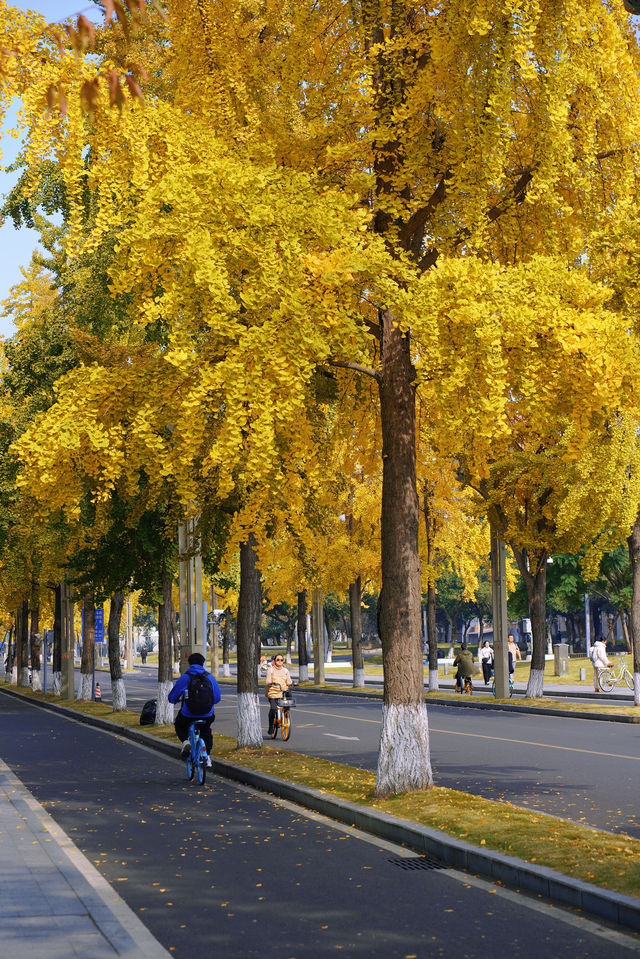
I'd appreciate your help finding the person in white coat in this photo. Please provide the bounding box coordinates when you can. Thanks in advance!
[590,637,611,692]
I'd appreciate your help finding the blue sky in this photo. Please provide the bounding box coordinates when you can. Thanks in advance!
[0,2,103,338]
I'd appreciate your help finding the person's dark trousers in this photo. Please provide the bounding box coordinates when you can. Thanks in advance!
[482,661,492,684]
[175,710,214,753]
[268,699,279,732]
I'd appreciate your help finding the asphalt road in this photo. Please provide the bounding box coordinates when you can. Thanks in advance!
[1,691,638,959]
[86,668,640,839]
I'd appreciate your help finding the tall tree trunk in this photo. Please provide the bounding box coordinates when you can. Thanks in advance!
[285,622,293,664]
[426,583,438,691]
[171,605,180,667]
[627,515,640,705]
[53,585,62,694]
[236,533,262,748]
[18,599,29,687]
[222,607,231,677]
[108,591,126,710]
[4,625,13,681]
[30,583,42,692]
[156,573,174,723]
[79,589,95,700]
[297,591,309,682]
[7,621,15,684]
[566,613,575,650]
[511,546,547,697]
[349,576,364,687]
[376,318,432,796]
[621,609,632,652]
[575,609,585,652]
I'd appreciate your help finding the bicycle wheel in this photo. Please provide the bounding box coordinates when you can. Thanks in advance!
[186,755,195,781]
[623,667,634,690]
[281,710,291,741]
[598,668,614,693]
[197,739,207,785]
[491,680,496,697]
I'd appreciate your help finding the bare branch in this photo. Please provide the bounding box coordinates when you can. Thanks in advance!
[326,358,381,382]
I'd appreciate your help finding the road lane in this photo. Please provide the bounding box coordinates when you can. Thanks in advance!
[1,691,637,959]
[67,669,640,837]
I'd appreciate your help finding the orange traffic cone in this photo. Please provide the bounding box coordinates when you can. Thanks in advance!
[95,683,101,701]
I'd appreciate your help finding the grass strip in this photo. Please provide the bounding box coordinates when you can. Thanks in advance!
[8,687,640,900]
[310,681,640,718]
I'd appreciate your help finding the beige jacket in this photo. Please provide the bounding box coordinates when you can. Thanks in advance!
[265,664,292,699]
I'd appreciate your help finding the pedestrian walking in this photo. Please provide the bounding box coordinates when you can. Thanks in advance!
[478,640,494,684]
[590,636,610,692]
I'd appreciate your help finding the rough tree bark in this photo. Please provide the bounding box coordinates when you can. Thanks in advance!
[511,546,548,697]
[156,573,174,724]
[18,600,29,687]
[376,315,432,795]
[79,589,95,700]
[349,577,365,687]
[52,585,62,694]
[297,591,309,682]
[236,533,263,748]
[30,583,42,692]
[108,590,126,710]
[423,482,439,691]
[627,515,640,705]
[222,607,231,677]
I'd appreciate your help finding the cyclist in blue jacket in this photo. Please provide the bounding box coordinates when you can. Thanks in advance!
[168,653,221,766]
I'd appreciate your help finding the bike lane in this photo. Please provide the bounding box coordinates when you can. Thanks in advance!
[1,692,638,959]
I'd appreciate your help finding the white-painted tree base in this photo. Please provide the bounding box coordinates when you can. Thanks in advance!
[78,673,93,701]
[298,664,309,683]
[31,669,42,692]
[353,667,365,688]
[52,672,61,696]
[222,663,231,677]
[428,669,439,692]
[11,666,17,684]
[634,672,640,707]
[19,667,30,688]
[526,668,544,698]
[237,692,263,748]
[112,678,127,711]
[375,703,433,797]
[155,681,174,724]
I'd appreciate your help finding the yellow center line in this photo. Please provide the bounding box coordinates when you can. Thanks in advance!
[294,708,640,761]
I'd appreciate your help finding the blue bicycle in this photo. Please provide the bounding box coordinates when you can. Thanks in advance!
[185,719,208,785]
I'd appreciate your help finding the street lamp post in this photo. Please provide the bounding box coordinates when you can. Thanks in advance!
[490,527,509,698]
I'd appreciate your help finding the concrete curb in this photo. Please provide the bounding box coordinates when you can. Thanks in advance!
[2,684,640,933]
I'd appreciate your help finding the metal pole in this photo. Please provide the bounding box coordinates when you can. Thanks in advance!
[491,527,509,698]
[125,596,133,671]
[194,530,204,658]
[210,585,219,677]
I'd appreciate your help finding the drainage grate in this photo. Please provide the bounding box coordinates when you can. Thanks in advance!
[388,856,446,872]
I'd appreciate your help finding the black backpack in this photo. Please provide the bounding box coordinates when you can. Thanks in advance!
[140,699,157,726]
[186,671,214,714]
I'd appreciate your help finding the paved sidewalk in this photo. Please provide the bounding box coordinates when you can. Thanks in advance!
[0,759,170,958]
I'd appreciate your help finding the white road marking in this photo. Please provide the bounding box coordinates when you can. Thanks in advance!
[323,733,360,741]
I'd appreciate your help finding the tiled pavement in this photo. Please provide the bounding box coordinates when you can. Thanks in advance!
[0,759,170,958]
